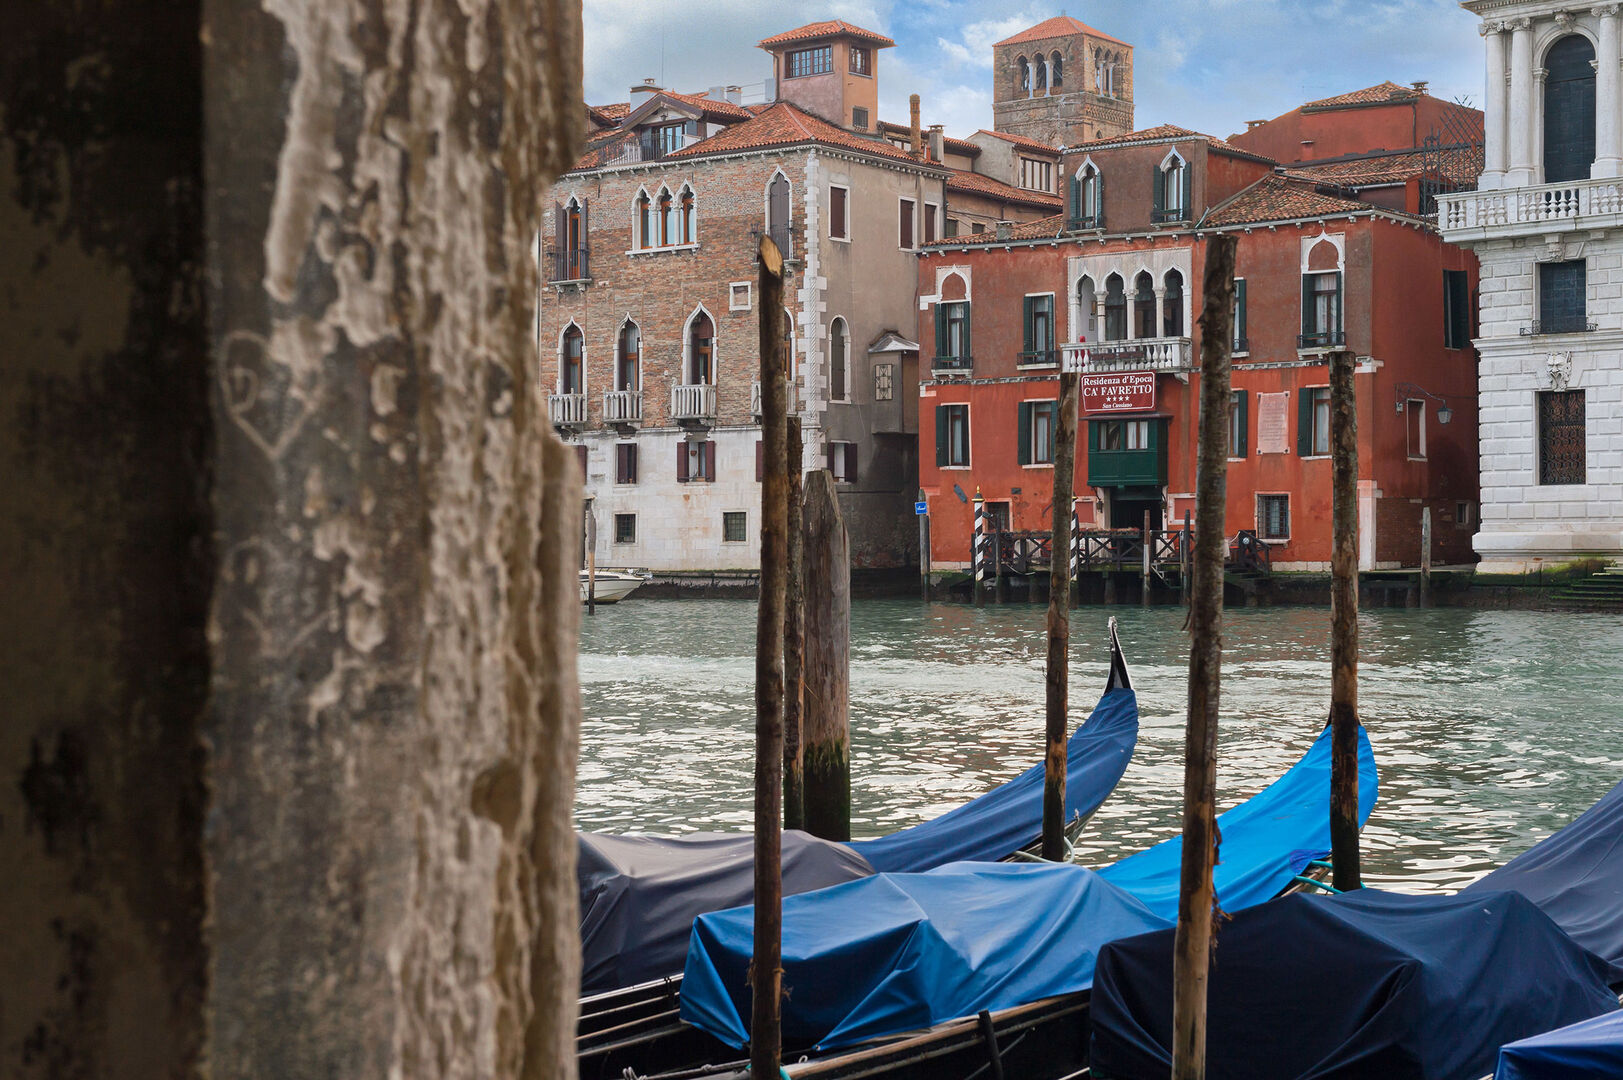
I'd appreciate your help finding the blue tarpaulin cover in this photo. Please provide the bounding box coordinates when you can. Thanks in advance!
[680,862,1171,1049]
[1090,890,1623,1080]
[1096,724,1377,921]
[577,631,1137,993]
[678,727,1377,1049]
[1466,773,1623,967]
[846,652,1137,873]
[1495,1007,1623,1080]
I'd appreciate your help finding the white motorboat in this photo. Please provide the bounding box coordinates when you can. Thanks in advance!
[579,568,647,604]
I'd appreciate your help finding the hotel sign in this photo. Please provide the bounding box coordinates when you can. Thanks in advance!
[1080,371,1156,414]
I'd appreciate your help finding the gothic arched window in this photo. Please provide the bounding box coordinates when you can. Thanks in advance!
[561,324,583,394]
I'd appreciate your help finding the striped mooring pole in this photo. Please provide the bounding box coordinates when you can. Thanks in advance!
[972,488,986,608]
[1070,497,1082,608]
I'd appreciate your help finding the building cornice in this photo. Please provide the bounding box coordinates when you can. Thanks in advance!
[562,141,950,182]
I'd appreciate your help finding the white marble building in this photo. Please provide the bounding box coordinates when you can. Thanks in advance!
[1442,2,1623,571]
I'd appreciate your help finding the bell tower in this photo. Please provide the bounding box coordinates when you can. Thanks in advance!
[992,15,1134,147]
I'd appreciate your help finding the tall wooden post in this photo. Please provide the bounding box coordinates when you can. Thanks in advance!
[1069,498,1082,609]
[1420,506,1433,607]
[1181,510,1192,605]
[586,505,597,615]
[1043,370,1081,860]
[994,528,1007,604]
[802,469,851,841]
[1172,234,1237,1080]
[752,237,789,1075]
[785,417,806,832]
[1329,349,1363,893]
[919,488,931,601]
[1142,509,1153,606]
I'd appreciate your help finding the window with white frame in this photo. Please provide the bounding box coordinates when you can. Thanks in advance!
[829,185,849,240]
[1019,157,1054,192]
[730,282,751,311]
[785,46,831,78]
[899,198,916,249]
[1258,494,1290,539]
[615,320,640,392]
[923,202,938,245]
[829,317,849,401]
[1153,152,1188,223]
[936,403,970,466]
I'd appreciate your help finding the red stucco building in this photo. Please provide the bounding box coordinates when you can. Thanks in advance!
[917,113,1481,574]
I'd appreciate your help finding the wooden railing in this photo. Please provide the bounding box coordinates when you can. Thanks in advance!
[977,526,1271,575]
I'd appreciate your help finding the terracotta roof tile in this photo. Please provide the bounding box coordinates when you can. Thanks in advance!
[652,90,754,122]
[877,120,981,157]
[995,15,1127,48]
[663,101,931,164]
[1203,175,1381,227]
[1287,145,1482,189]
[758,21,895,48]
[1303,81,1422,110]
[1070,123,1275,164]
[944,168,1063,210]
[593,102,631,121]
[975,129,1061,154]
[924,213,1068,247]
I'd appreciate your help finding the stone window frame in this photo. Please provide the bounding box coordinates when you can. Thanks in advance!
[614,316,641,393]
[729,281,751,312]
[682,304,718,386]
[558,320,585,394]
[628,181,699,254]
[828,316,850,402]
[722,510,749,542]
[829,183,851,242]
[613,512,637,544]
[1257,492,1291,542]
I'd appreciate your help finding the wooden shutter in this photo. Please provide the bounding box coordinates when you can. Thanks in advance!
[1096,171,1104,222]
[1181,163,1192,219]
[934,303,946,358]
[575,444,588,479]
[1069,174,1080,221]
[676,441,689,482]
[831,186,846,238]
[1022,296,1035,353]
[963,303,971,361]
[755,439,764,482]
[1235,390,1249,457]
[703,440,716,481]
[1152,166,1164,218]
[1235,278,1247,345]
[1017,401,1032,466]
[1301,273,1314,337]
[935,405,949,466]
[579,200,590,276]
[1296,388,1313,456]
[844,443,859,483]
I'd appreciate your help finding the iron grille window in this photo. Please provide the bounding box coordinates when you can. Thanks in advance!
[1258,494,1290,539]
[785,46,832,78]
[1443,269,1471,349]
[852,106,868,130]
[723,511,748,542]
[1538,390,1587,485]
[614,513,636,543]
[1538,261,1587,333]
[849,46,871,76]
[874,363,894,401]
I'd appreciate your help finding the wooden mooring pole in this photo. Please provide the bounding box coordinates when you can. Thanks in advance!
[1043,369,1080,860]
[973,491,986,607]
[752,236,788,1075]
[1172,233,1236,1080]
[586,505,597,616]
[785,416,806,832]
[1142,509,1153,607]
[802,469,851,841]
[1420,506,1433,608]
[1329,349,1363,892]
[919,488,931,602]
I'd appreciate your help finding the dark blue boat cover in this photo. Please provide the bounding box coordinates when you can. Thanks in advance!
[1495,1007,1623,1080]
[1096,724,1377,921]
[681,862,1171,1049]
[1466,773,1623,966]
[678,727,1378,1049]
[846,684,1138,873]
[577,831,873,993]
[1091,890,1623,1080]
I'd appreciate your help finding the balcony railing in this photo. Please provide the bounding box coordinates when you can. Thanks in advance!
[1438,177,1623,235]
[1233,336,1250,354]
[1066,213,1105,231]
[1017,348,1059,368]
[1297,330,1346,350]
[547,392,586,426]
[1150,207,1191,225]
[931,354,973,375]
[603,389,642,424]
[1521,319,1598,336]
[549,247,590,283]
[1066,337,1191,373]
[604,130,703,166]
[670,382,717,422]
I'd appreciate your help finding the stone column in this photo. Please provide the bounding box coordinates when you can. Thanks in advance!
[1153,286,1168,340]
[1508,17,1536,186]
[1096,294,1109,342]
[1482,20,1510,187]
[2,1,587,1078]
[1596,6,1622,176]
[1534,65,1549,181]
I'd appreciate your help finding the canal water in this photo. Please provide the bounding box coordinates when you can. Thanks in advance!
[577,599,1623,892]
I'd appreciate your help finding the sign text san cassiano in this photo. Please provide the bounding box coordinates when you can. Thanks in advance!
[1080,371,1156,414]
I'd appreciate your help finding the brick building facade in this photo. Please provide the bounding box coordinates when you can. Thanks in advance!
[991,15,1134,148]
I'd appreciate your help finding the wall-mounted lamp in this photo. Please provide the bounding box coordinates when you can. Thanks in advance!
[1393,382,1455,425]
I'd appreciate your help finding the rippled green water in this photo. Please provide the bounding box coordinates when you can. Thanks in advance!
[576,599,1623,891]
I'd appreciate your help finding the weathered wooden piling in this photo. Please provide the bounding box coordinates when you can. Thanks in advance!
[785,416,806,832]
[752,236,789,1074]
[803,469,851,841]
[1329,349,1364,893]
[586,506,598,615]
[1420,506,1433,607]
[919,488,931,602]
[1043,369,1081,860]
[1172,233,1237,1080]
[1142,509,1154,606]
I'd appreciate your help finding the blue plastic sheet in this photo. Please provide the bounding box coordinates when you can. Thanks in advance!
[678,726,1377,1049]
[1467,773,1623,967]
[1091,890,1623,1080]
[846,684,1138,873]
[680,862,1171,1049]
[1096,724,1377,921]
[1495,1007,1623,1080]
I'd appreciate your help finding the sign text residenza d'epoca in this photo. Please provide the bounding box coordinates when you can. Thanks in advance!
[1080,371,1156,414]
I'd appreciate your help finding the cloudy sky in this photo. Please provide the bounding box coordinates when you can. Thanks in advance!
[582,1,1485,142]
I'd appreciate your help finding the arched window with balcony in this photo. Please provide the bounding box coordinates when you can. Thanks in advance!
[1103,273,1127,341]
[830,317,849,402]
[1544,34,1597,183]
[686,308,715,385]
[1071,159,1103,228]
[679,183,696,244]
[1075,275,1097,343]
[1132,271,1156,337]
[616,319,640,392]
[560,323,583,394]
[1018,56,1031,97]
[1162,269,1184,337]
[1050,52,1063,89]
[1154,150,1189,223]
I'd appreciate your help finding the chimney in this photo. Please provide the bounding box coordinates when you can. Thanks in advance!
[726,84,743,105]
[995,221,1013,241]
[910,94,922,157]
[1411,80,1429,93]
[1246,119,1266,131]
[631,77,662,108]
[928,124,945,162]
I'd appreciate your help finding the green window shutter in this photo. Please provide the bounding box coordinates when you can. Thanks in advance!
[1152,165,1165,218]
[1296,388,1312,456]
[1301,274,1314,337]
[1335,272,1344,333]
[1236,389,1249,457]
[1069,174,1080,221]
[1235,278,1248,344]
[1022,296,1035,353]
[1017,402,1032,466]
[934,303,946,357]
[963,303,972,361]
[1182,163,1192,219]
[1096,171,1104,221]
[935,404,948,466]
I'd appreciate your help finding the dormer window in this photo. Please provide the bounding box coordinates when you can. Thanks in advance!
[1019,157,1053,193]
[1071,162,1103,229]
[1153,151,1190,224]
[785,46,832,79]
[849,46,871,76]
[653,122,688,157]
